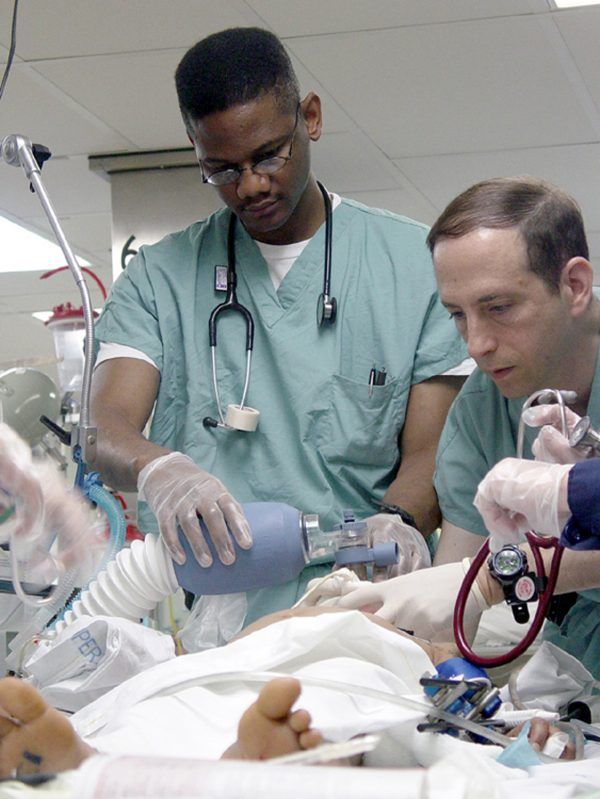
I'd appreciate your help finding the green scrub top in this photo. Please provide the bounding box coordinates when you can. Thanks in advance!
[96,198,466,623]
[434,355,600,677]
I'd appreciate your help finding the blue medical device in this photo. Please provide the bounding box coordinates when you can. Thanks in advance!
[419,657,502,742]
[173,502,398,595]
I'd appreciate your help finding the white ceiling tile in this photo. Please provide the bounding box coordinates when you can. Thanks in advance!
[1,64,134,156]
[553,9,600,121]
[0,156,110,220]
[288,16,597,157]
[394,143,600,228]
[30,213,113,268]
[33,51,190,151]
[342,188,439,227]
[0,266,108,305]
[312,131,403,193]
[0,1,264,60]
[250,0,550,37]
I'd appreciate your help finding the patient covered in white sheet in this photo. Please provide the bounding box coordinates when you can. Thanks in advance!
[0,608,574,780]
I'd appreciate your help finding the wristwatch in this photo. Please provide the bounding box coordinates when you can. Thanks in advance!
[487,545,542,624]
[377,502,417,530]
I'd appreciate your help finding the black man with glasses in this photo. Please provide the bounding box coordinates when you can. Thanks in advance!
[90,27,468,639]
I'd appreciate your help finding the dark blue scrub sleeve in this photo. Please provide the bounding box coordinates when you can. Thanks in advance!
[560,458,600,550]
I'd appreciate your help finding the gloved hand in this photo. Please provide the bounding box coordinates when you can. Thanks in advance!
[364,514,431,580]
[523,405,589,464]
[137,452,252,566]
[302,560,489,643]
[474,457,572,551]
[0,422,44,548]
[0,423,101,578]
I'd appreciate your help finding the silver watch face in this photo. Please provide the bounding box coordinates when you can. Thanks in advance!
[492,547,523,578]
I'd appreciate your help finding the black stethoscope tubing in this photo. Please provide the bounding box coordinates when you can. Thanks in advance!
[203,181,335,430]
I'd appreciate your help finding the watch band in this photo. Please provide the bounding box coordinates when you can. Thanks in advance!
[377,502,417,530]
[487,546,541,624]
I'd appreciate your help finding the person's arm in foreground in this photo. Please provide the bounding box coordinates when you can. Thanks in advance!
[90,358,251,566]
[366,376,464,576]
[318,515,600,641]
[89,358,166,489]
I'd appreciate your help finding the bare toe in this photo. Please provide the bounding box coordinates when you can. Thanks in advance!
[255,678,301,720]
[0,678,93,776]
[288,708,312,734]
[299,728,324,750]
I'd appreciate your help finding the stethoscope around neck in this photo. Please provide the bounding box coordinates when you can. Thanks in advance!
[203,181,335,432]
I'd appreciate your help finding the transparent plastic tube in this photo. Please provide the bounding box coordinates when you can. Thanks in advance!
[51,482,127,630]
[82,483,126,577]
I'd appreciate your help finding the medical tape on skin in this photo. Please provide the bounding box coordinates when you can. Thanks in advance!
[270,734,381,765]
[291,569,359,609]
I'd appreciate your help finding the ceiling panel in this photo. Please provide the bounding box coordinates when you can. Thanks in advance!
[0,155,110,221]
[34,51,190,152]
[553,9,600,122]
[250,0,550,37]
[312,131,404,194]
[287,15,597,158]
[394,142,600,230]
[0,1,264,60]
[30,213,113,271]
[0,268,108,304]
[342,187,439,227]
[1,64,134,157]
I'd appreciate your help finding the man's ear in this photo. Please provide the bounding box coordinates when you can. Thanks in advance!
[561,256,594,317]
[300,92,322,142]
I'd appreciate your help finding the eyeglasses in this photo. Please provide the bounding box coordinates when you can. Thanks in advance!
[200,105,300,187]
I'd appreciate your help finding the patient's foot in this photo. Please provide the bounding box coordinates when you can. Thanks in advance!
[0,677,94,777]
[222,677,323,760]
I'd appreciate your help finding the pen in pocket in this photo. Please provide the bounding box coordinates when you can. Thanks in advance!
[368,367,387,397]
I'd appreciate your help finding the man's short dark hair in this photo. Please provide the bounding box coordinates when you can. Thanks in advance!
[175,27,300,132]
[426,176,589,291]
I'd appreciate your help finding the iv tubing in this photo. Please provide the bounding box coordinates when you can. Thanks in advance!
[51,482,126,629]
[139,670,514,749]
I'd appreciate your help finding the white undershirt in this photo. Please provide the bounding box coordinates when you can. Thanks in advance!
[95,192,474,377]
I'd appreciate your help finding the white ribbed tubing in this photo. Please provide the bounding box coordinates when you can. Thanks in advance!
[54,534,178,634]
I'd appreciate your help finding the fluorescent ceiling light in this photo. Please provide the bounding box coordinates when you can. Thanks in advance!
[553,1,600,7]
[0,216,89,274]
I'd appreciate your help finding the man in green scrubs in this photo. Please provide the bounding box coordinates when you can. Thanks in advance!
[89,28,466,626]
[331,176,600,675]
[431,176,600,675]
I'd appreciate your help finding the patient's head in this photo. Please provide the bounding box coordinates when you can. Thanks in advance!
[236,606,458,666]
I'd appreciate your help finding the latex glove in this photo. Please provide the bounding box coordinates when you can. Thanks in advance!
[0,423,44,547]
[474,457,572,552]
[137,452,252,566]
[523,405,589,464]
[314,560,489,643]
[365,513,431,580]
[293,568,362,609]
[0,423,102,577]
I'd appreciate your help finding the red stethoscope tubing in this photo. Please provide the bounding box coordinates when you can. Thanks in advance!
[453,532,564,667]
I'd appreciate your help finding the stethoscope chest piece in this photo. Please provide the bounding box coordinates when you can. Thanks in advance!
[317,292,337,326]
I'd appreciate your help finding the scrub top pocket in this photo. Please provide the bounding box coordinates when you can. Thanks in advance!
[311,373,407,468]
